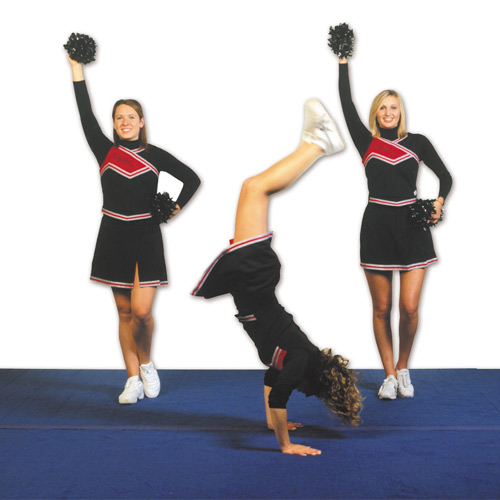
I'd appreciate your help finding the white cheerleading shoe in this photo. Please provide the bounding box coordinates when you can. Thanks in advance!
[118,376,144,404]
[140,361,161,398]
[396,369,415,398]
[378,375,398,400]
[301,98,345,155]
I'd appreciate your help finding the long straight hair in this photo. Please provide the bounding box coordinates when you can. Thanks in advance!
[368,90,406,139]
[112,99,148,149]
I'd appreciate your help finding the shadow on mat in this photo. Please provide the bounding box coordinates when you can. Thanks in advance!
[3,369,207,397]
[217,424,346,453]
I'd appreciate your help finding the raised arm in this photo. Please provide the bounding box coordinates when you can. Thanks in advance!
[68,55,84,82]
[67,55,112,163]
[338,60,372,157]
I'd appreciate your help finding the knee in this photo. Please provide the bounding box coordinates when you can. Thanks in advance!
[373,301,392,322]
[116,303,132,324]
[240,175,265,196]
[400,301,419,323]
[131,305,153,326]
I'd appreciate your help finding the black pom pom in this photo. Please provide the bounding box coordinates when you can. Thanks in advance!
[409,199,444,231]
[328,23,355,58]
[64,33,97,64]
[151,192,177,224]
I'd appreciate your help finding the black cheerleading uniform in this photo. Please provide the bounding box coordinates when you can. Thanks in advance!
[192,233,321,409]
[339,64,452,271]
[73,80,200,288]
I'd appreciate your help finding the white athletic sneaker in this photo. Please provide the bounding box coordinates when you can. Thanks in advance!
[140,362,161,398]
[378,375,398,400]
[397,369,415,398]
[301,98,345,155]
[118,376,144,404]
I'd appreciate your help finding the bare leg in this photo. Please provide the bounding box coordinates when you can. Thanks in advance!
[112,265,157,377]
[233,141,324,243]
[397,268,426,370]
[113,288,138,377]
[364,270,395,377]
[130,265,157,366]
[231,100,342,455]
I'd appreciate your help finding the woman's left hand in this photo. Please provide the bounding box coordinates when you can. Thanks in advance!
[430,198,443,224]
[169,204,181,220]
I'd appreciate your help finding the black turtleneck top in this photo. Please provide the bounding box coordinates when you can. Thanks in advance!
[339,64,452,202]
[73,80,200,218]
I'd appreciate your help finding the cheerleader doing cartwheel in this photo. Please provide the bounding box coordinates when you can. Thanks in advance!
[67,55,200,404]
[192,100,362,456]
[336,55,452,400]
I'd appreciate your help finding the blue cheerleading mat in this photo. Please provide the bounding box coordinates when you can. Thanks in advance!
[0,369,499,499]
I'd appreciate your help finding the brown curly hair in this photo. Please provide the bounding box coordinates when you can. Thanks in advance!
[315,348,363,426]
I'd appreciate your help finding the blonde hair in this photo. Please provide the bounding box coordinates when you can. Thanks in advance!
[112,99,148,149]
[315,349,363,426]
[369,90,406,139]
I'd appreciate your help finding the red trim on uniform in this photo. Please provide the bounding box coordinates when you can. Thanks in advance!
[90,277,134,288]
[140,280,168,287]
[362,137,419,168]
[271,347,287,371]
[191,232,273,296]
[226,232,273,253]
[102,209,152,221]
[237,314,257,322]
[90,277,167,288]
[117,146,159,175]
[99,146,159,179]
[369,197,417,207]
[361,258,438,271]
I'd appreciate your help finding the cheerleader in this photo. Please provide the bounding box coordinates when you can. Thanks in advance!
[192,99,362,455]
[336,55,452,399]
[67,55,200,404]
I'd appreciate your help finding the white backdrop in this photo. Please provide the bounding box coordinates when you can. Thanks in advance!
[2,0,498,369]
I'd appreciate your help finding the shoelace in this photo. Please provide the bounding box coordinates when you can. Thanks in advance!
[141,366,156,380]
[400,371,410,386]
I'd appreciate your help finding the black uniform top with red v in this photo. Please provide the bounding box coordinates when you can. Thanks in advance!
[191,234,320,409]
[339,64,452,202]
[73,80,200,217]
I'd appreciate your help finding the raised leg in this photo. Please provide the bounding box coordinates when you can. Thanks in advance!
[233,98,344,243]
[233,141,324,243]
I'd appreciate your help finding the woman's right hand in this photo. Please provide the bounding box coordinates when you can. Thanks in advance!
[67,54,84,82]
[281,443,322,456]
[268,421,303,431]
[67,53,80,67]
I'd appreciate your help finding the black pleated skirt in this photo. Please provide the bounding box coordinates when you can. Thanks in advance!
[360,203,437,272]
[90,216,168,288]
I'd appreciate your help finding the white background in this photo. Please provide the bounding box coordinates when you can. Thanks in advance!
[2,0,498,370]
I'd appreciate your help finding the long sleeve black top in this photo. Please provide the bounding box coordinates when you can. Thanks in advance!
[74,80,200,216]
[192,235,319,409]
[339,64,452,202]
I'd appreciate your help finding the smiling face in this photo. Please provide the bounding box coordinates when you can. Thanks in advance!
[113,104,144,141]
[376,96,401,129]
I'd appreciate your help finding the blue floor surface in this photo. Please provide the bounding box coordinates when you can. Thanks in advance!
[0,369,499,499]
